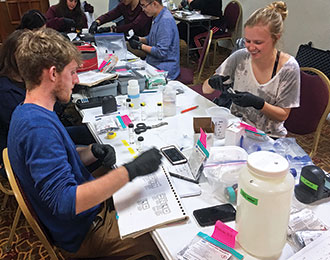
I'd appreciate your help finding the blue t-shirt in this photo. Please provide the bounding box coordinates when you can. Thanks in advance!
[7,104,100,252]
[146,7,180,80]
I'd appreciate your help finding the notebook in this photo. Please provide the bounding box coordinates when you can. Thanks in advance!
[113,166,189,239]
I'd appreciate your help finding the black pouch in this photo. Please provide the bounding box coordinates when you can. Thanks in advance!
[102,95,117,114]
[296,42,330,79]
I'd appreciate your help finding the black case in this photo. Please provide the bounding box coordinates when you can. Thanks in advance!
[296,42,330,79]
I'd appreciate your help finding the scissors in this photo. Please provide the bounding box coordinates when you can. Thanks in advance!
[134,122,168,134]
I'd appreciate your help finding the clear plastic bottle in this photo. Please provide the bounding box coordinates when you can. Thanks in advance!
[136,136,144,153]
[140,102,147,121]
[236,151,294,259]
[128,103,134,120]
[162,85,176,117]
[126,98,131,109]
[128,123,135,144]
[157,102,163,120]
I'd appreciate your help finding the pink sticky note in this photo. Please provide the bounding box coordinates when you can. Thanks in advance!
[211,220,238,248]
[156,69,165,72]
[116,68,128,72]
[199,127,207,148]
[121,115,132,126]
[240,122,257,132]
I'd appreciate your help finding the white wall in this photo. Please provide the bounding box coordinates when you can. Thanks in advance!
[50,0,330,56]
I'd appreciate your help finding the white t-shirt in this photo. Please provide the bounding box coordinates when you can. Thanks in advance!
[216,48,300,137]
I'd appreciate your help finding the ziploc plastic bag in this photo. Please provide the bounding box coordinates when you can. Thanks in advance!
[203,146,247,202]
[94,33,127,61]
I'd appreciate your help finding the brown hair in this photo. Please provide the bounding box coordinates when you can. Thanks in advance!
[244,1,288,42]
[15,28,81,89]
[0,30,24,81]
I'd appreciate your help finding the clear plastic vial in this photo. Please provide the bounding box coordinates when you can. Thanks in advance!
[128,123,135,144]
[140,102,147,121]
[157,102,163,120]
[136,136,144,153]
[126,98,131,109]
[128,103,134,120]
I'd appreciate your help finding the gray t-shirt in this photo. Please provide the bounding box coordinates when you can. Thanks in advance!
[216,48,300,137]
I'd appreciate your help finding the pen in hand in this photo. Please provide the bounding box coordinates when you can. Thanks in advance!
[181,105,199,114]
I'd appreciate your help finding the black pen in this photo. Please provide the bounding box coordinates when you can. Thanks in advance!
[169,172,199,184]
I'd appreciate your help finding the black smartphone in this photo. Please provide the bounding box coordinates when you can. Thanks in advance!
[193,203,236,227]
[161,145,188,165]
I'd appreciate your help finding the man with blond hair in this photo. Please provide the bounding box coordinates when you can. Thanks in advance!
[8,28,163,259]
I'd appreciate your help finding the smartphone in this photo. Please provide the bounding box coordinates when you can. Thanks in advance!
[161,145,188,165]
[193,203,236,227]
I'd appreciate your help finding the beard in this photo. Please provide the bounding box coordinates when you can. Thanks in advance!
[53,77,72,104]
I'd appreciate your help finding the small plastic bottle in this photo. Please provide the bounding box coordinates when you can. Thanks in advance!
[128,123,135,144]
[140,102,147,121]
[157,102,163,120]
[128,103,134,120]
[126,98,131,109]
[136,136,144,153]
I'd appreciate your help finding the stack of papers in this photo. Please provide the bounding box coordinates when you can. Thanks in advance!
[78,71,117,87]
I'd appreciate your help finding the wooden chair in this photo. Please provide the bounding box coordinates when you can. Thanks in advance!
[284,67,330,158]
[212,0,242,65]
[177,29,213,85]
[2,148,59,260]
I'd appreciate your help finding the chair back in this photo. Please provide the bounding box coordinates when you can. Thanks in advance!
[196,30,213,83]
[2,148,59,260]
[284,67,330,157]
[224,1,242,33]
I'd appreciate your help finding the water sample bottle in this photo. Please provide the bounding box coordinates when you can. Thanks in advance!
[125,98,131,109]
[127,80,140,109]
[236,151,294,259]
[136,136,144,153]
[157,102,163,120]
[140,102,147,121]
[128,103,134,120]
[128,123,135,144]
[162,85,176,117]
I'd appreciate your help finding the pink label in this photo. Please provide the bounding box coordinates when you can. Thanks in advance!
[199,128,207,148]
[211,220,237,248]
[116,68,128,72]
[239,122,257,132]
[156,69,165,72]
[121,115,132,126]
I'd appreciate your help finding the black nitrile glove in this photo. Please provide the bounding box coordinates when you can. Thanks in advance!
[208,75,231,92]
[129,39,142,50]
[84,1,94,13]
[63,18,76,31]
[229,91,265,110]
[89,21,98,34]
[91,143,116,168]
[124,148,162,181]
[180,0,188,8]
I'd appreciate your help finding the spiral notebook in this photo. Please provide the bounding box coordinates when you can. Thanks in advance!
[113,166,189,239]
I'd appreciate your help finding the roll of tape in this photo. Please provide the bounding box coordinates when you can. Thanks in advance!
[106,131,116,139]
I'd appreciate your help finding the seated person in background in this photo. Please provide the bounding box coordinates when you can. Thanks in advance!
[177,0,224,48]
[128,0,180,80]
[17,9,46,30]
[202,1,300,138]
[89,0,152,37]
[8,28,163,259]
[46,0,91,33]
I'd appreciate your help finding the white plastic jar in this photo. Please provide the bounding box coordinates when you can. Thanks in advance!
[127,79,140,109]
[236,151,294,259]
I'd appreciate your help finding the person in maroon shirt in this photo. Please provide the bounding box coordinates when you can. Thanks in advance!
[89,0,152,37]
[46,0,91,33]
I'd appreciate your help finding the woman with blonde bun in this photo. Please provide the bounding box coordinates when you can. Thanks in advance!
[203,1,300,138]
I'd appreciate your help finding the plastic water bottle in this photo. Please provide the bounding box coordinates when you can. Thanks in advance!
[236,151,294,259]
[162,85,176,117]
[127,80,140,109]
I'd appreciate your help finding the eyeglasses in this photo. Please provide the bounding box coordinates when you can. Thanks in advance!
[140,0,154,9]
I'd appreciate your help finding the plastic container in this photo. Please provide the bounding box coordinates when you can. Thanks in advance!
[83,80,118,97]
[203,146,247,202]
[127,80,140,109]
[236,151,294,259]
[207,107,230,139]
[162,85,176,117]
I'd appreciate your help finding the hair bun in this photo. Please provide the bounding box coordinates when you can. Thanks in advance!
[268,1,288,20]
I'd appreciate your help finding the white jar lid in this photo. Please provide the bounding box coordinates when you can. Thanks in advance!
[247,151,289,178]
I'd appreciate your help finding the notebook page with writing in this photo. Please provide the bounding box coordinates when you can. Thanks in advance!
[113,166,188,239]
